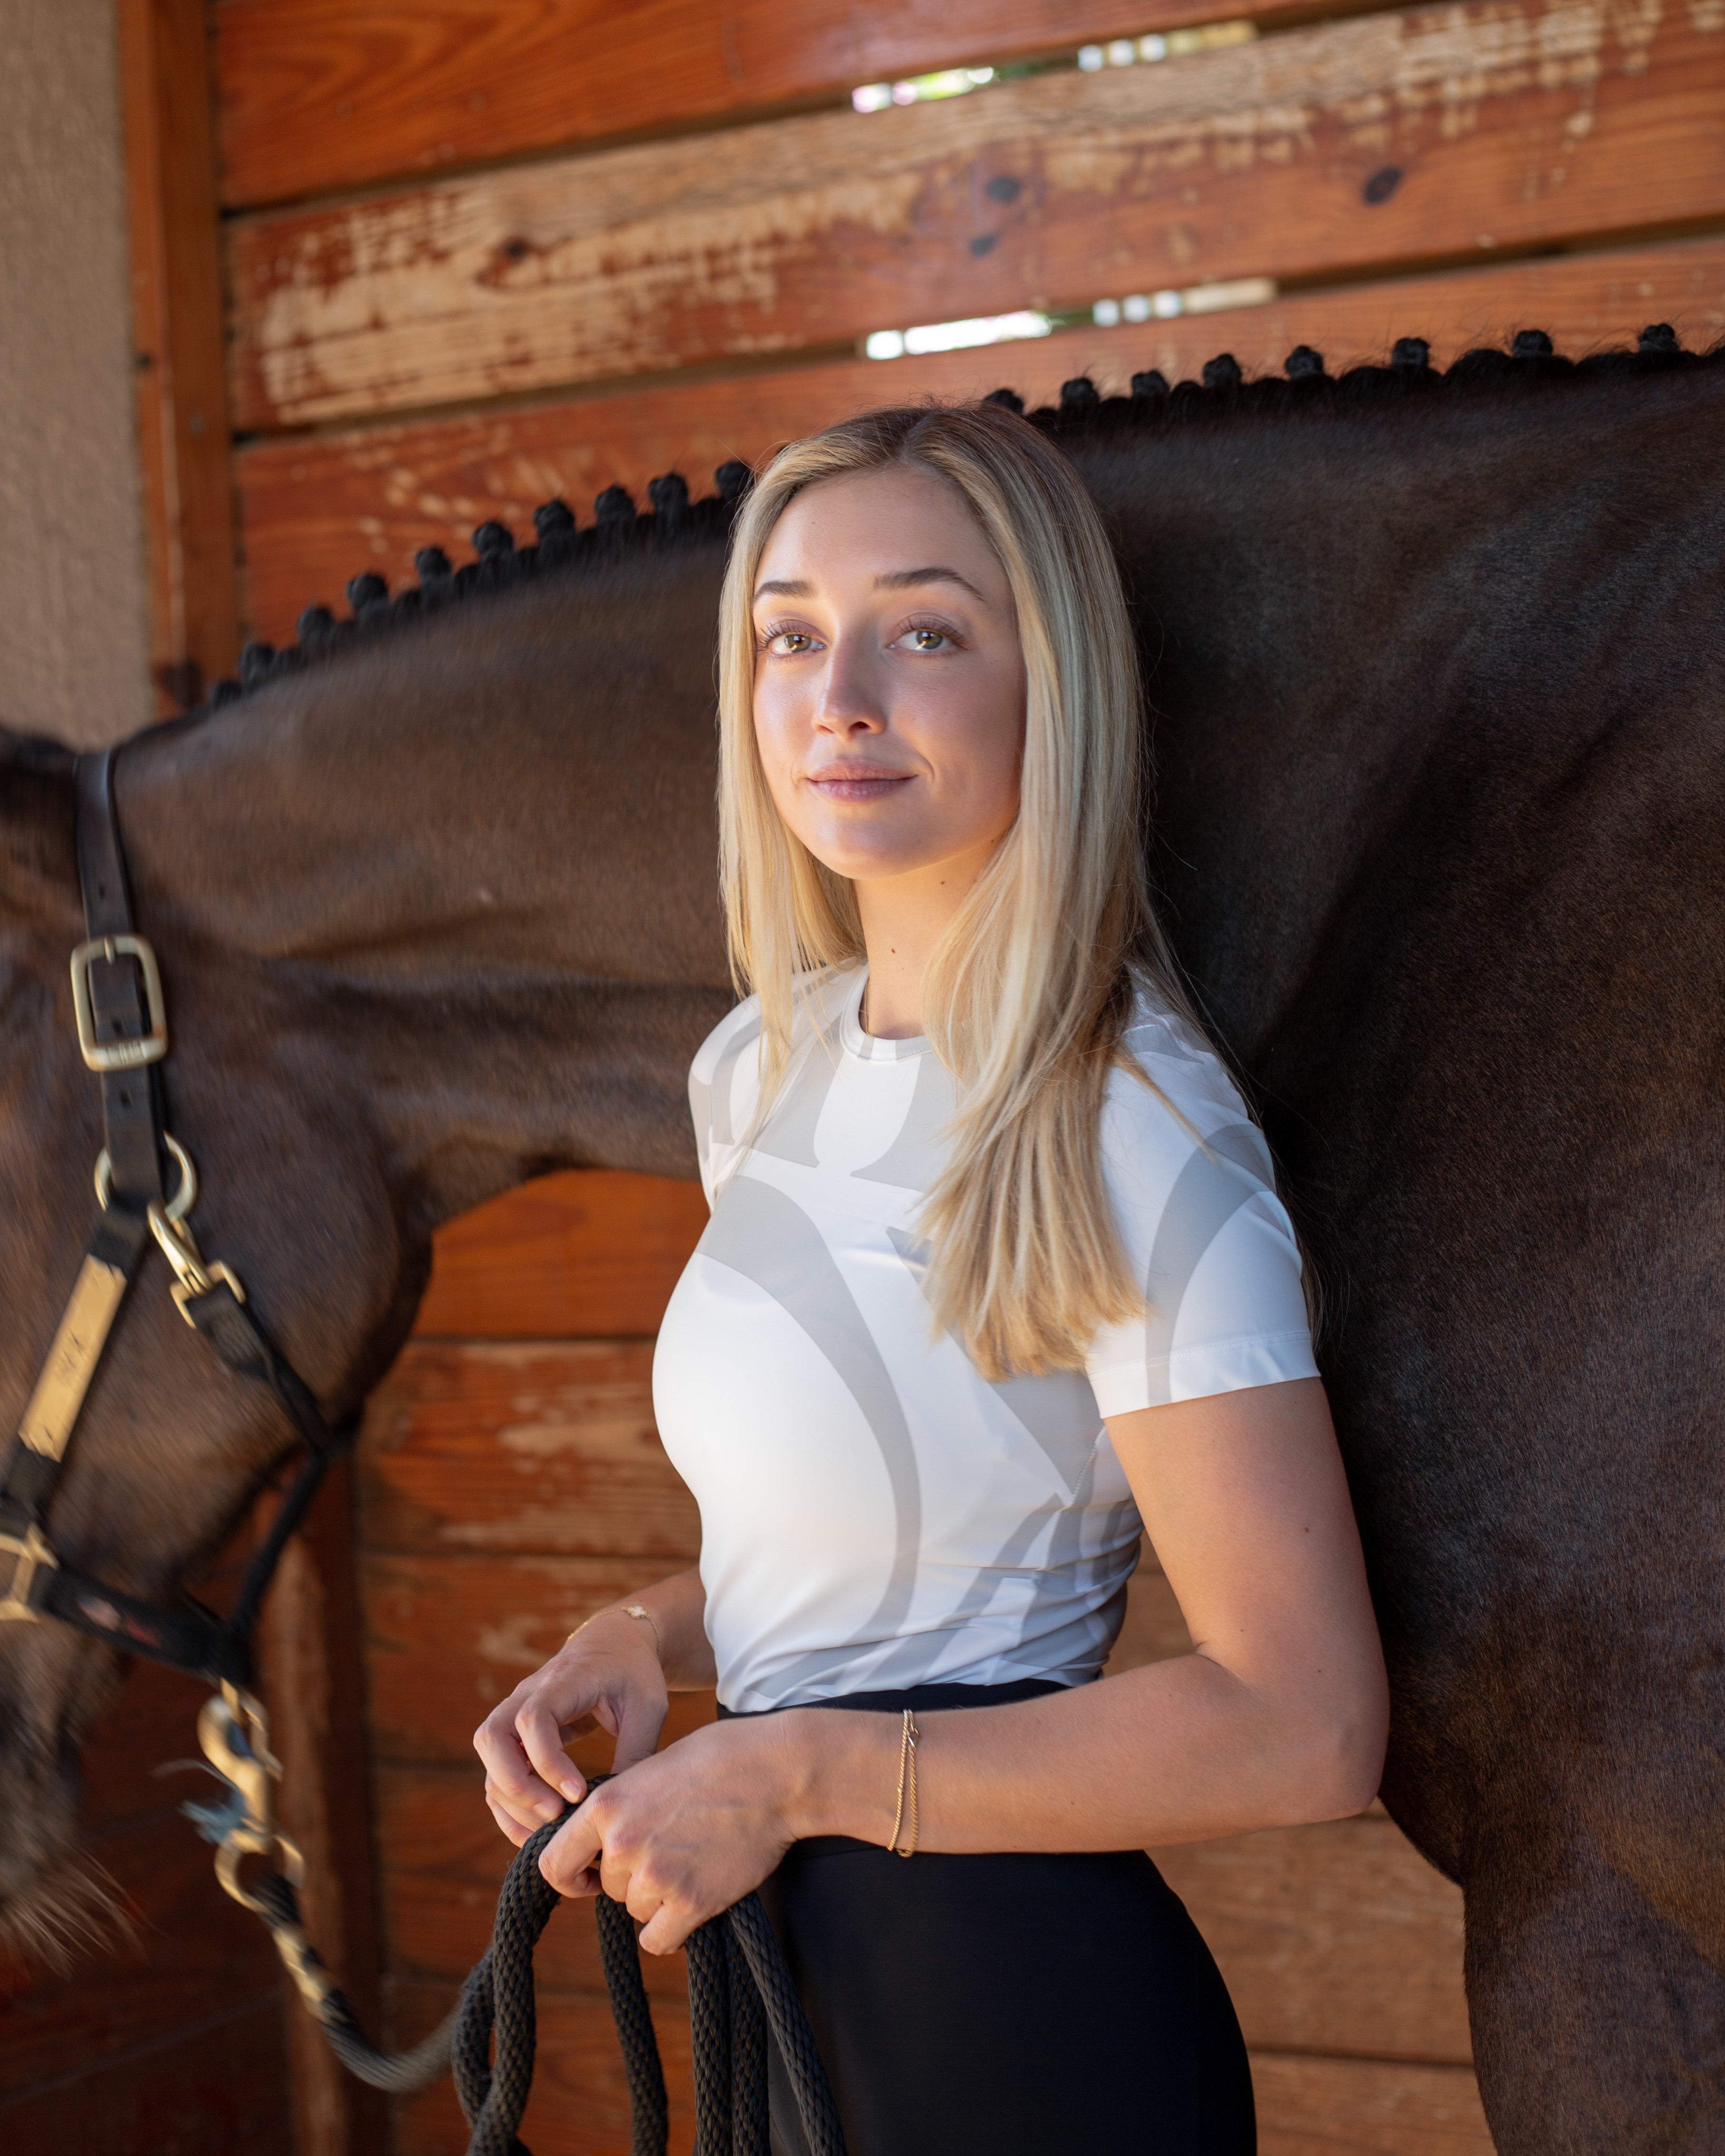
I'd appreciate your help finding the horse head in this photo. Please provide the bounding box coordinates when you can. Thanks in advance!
[0,524,736,1952]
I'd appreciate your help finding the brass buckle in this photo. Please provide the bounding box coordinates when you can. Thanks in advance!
[0,1522,59,1624]
[69,935,168,1071]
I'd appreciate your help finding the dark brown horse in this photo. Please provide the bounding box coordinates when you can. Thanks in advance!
[4,333,1725,2152]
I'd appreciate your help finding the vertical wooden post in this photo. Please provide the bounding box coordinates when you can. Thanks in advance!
[117,0,241,717]
[257,1459,392,2156]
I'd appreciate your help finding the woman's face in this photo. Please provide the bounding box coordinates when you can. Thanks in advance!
[750,465,1027,892]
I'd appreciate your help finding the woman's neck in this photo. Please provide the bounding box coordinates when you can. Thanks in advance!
[853,838,999,1039]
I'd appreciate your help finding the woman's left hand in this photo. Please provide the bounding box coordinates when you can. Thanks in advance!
[540,1711,815,1954]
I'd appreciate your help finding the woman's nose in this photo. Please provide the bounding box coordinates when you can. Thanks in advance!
[814,640,886,732]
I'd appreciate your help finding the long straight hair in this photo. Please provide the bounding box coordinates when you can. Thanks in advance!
[717,401,1199,1378]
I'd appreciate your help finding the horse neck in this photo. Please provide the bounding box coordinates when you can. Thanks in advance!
[1081,364,1725,1070]
[110,554,734,1226]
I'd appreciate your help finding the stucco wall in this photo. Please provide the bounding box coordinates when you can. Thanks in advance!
[0,0,150,749]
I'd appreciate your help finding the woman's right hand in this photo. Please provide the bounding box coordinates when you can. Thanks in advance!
[473,1609,669,1846]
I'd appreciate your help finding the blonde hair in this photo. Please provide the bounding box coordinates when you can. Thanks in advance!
[717,400,1201,1379]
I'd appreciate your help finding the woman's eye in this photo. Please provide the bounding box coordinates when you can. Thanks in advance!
[764,629,816,655]
[897,626,953,653]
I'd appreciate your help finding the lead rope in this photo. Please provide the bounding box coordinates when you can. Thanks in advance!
[451,1801,846,2156]
[193,1701,844,2145]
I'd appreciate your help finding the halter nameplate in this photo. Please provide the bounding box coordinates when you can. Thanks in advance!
[16,1254,130,1460]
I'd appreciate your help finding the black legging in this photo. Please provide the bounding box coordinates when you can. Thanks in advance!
[722,1678,1256,2156]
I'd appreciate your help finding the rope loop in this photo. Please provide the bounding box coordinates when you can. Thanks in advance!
[448,1801,846,2156]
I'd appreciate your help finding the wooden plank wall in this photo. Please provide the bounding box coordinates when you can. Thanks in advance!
[195,2,1725,2150]
[0,1565,292,2151]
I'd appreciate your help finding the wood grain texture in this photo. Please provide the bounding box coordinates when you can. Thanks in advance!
[236,231,1725,643]
[226,0,1725,430]
[1152,1817,1470,2063]
[362,1549,715,1760]
[213,0,1352,211]
[0,1809,279,2097]
[1250,2052,1492,2154]
[0,1997,291,2156]
[375,1763,692,1998]
[78,1647,243,1831]
[118,0,242,713]
[257,1463,390,2156]
[360,1339,702,1557]
[414,1170,708,1340]
[390,1978,696,2154]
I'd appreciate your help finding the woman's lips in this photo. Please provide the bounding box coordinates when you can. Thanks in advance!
[804,767,912,802]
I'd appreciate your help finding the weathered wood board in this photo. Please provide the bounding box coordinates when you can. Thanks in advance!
[235,231,1725,644]
[361,1339,703,1558]
[227,0,1725,430]
[0,1998,291,2154]
[120,0,241,712]
[1252,2055,1492,2154]
[0,1549,292,2156]
[391,1979,697,2155]
[214,0,1341,210]
[376,1763,692,2000]
[362,1550,712,1758]
[413,1171,709,1340]
[1150,1818,1471,2063]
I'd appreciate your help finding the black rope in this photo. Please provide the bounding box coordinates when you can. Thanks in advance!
[251,1871,457,2093]
[450,1801,846,2156]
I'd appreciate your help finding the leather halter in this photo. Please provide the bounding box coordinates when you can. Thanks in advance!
[0,747,358,1687]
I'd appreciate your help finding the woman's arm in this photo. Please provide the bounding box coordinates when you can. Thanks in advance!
[798,1374,1387,1849]
[475,1565,714,1843]
[539,1378,1388,1949]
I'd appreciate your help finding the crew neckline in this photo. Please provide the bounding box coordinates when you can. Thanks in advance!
[839,968,934,1062]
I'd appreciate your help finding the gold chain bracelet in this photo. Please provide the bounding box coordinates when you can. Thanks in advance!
[889,1708,920,1858]
[565,1603,662,1660]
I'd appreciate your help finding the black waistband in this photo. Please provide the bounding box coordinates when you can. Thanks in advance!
[717,1676,1069,1720]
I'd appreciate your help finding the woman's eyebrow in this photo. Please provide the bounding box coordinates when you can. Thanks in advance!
[753,577,813,600]
[874,566,987,600]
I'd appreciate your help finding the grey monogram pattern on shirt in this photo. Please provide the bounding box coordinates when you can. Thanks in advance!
[649,968,1316,1712]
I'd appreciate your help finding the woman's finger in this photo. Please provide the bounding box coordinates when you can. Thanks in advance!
[473,1695,553,1817]
[637,1900,699,1957]
[540,1798,606,1897]
[609,1684,670,1773]
[516,1697,589,1807]
[486,1798,534,1849]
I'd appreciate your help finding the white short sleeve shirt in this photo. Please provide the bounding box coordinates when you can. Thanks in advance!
[651,967,1318,1713]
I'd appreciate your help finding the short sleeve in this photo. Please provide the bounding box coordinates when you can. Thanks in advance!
[686,995,765,1208]
[1085,1012,1319,1417]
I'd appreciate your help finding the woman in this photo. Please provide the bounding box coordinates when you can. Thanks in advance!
[476,401,1388,2154]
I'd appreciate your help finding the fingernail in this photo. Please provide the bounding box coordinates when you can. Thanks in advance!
[560,1779,585,1803]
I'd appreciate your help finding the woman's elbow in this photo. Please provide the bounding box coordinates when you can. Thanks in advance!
[1272,1676,1390,1824]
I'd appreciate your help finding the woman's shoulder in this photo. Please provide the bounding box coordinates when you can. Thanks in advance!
[1108,994,1264,1153]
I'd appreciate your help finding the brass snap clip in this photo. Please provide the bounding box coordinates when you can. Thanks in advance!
[187,1684,305,1910]
[146,1201,247,1323]
[187,1687,342,2023]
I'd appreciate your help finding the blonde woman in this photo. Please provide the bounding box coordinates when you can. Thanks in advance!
[476,402,1388,2152]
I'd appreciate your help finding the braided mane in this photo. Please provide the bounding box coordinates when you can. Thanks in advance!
[211,323,1721,716]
